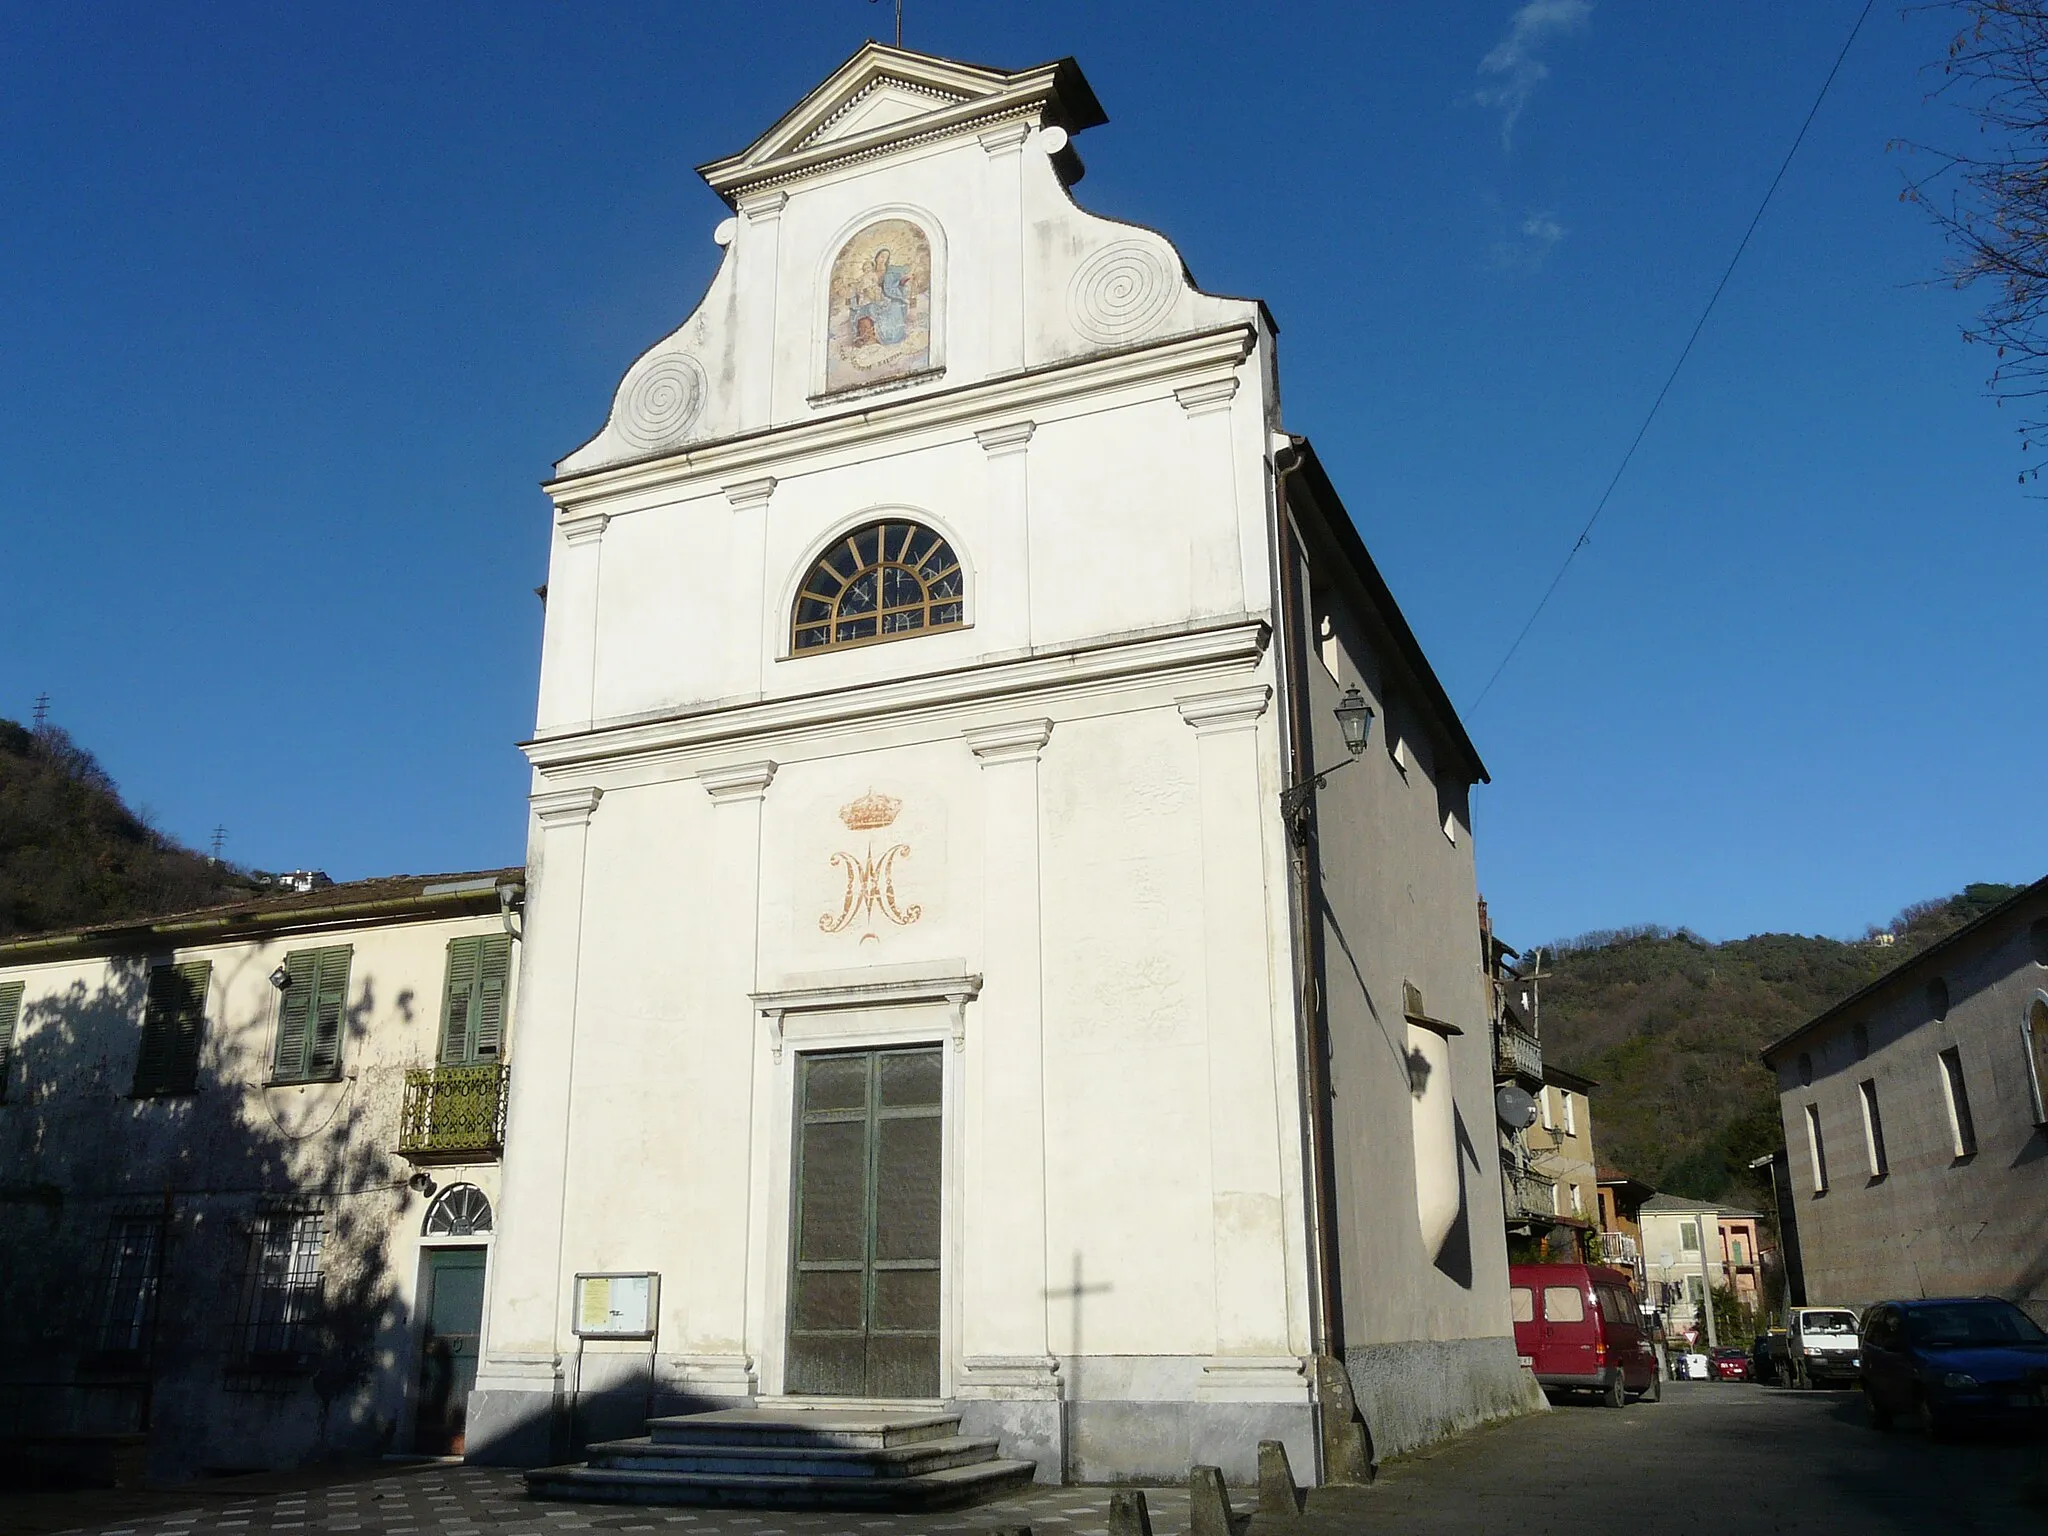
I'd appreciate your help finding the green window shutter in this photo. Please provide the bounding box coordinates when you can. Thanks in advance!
[473,934,512,1060]
[0,982,24,1102]
[273,950,318,1081]
[308,946,352,1079]
[167,961,210,1093]
[135,961,210,1097]
[439,937,480,1065]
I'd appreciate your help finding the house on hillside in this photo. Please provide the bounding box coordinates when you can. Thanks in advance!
[1760,874,2048,1322]
[472,41,1539,1488]
[1640,1195,1766,1345]
[0,871,521,1481]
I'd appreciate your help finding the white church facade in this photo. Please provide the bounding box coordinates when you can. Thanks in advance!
[469,43,1540,1484]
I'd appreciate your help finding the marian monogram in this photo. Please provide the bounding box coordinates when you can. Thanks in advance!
[820,791,923,940]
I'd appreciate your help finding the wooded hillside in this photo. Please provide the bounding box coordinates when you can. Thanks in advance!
[0,717,259,939]
[1534,883,2026,1207]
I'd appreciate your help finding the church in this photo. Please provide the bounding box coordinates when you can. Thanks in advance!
[470,42,1540,1486]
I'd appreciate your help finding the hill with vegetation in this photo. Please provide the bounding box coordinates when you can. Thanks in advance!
[1534,883,2026,1209]
[0,717,260,939]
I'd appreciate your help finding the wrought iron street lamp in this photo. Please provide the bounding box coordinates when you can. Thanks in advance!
[1279,685,1375,842]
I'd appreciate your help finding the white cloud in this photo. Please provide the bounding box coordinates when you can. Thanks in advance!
[1475,0,1592,149]
[1521,210,1566,248]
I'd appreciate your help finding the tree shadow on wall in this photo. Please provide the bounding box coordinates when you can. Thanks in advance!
[0,954,428,1486]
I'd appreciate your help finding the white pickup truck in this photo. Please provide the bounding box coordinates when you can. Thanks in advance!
[1785,1306,1862,1388]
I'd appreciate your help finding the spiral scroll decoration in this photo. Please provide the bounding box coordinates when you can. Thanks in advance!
[1067,241,1177,346]
[615,353,706,450]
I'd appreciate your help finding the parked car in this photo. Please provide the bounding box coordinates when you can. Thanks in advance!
[1509,1263,1661,1407]
[1751,1328,1788,1385]
[1860,1297,2048,1438]
[1784,1305,1862,1388]
[1711,1346,1751,1381]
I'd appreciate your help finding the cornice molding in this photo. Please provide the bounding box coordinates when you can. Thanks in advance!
[974,420,1036,457]
[977,121,1032,156]
[545,325,1257,512]
[737,189,789,223]
[521,621,1269,775]
[531,786,604,827]
[963,718,1054,765]
[1177,684,1272,733]
[558,511,611,547]
[697,760,779,802]
[723,476,778,510]
[1175,378,1240,416]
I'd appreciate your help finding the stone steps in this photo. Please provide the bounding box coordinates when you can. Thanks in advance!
[524,1407,1037,1511]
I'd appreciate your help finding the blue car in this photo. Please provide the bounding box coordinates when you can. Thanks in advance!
[1859,1297,2048,1438]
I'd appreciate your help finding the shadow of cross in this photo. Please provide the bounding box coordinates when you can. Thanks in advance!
[1045,1250,1112,1356]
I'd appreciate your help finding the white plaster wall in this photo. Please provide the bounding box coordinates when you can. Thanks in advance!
[0,907,514,1476]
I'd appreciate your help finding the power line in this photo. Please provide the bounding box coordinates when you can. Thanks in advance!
[1469,0,1877,715]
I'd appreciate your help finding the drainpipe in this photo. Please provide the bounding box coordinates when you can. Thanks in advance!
[1270,438,1349,1384]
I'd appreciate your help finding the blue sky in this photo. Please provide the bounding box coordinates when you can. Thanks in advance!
[4,2,2039,945]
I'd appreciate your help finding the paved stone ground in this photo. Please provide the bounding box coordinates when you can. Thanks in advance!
[17,1381,2046,1536]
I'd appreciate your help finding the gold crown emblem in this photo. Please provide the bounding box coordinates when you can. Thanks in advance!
[838,791,902,831]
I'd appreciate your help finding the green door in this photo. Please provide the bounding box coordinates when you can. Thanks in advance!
[786,1046,943,1398]
[416,1247,487,1454]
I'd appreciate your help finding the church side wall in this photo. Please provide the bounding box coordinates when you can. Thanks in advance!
[1296,571,1543,1461]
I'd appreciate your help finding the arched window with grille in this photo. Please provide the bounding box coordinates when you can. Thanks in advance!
[791,520,964,655]
[423,1184,493,1238]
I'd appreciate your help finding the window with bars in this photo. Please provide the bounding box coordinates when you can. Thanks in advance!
[237,1210,324,1360]
[0,981,22,1103]
[95,1215,164,1355]
[790,520,964,654]
[133,961,210,1097]
[271,947,351,1084]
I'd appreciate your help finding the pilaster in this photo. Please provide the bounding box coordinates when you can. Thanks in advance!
[735,190,789,427]
[724,478,779,694]
[1176,686,1300,1382]
[536,513,611,732]
[478,785,603,1405]
[683,759,777,1398]
[1175,375,1248,617]
[956,718,1060,1478]
[979,122,1030,373]
[975,421,1035,653]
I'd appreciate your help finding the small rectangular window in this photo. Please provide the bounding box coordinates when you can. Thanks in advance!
[96,1215,163,1355]
[1542,1286,1586,1324]
[1939,1047,1977,1158]
[1568,1182,1584,1216]
[133,961,210,1097]
[439,934,513,1065]
[1681,1221,1701,1252]
[271,947,352,1084]
[238,1210,324,1359]
[1805,1102,1829,1193]
[1540,1088,1554,1131]
[1549,1179,1561,1216]
[1509,1286,1534,1323]
[1562,1090,1577,1137]
[1859,1078,1889,1177]
[0,981,23,1102]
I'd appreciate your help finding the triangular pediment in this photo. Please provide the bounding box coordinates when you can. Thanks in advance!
[698,42,1104,205]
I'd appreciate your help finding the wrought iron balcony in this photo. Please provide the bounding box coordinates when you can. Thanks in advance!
[1494,1021,1542,1084]
[1601,1230,1642,1266]
[397,1062,508,1162]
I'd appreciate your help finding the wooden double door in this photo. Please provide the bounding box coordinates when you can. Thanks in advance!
[785,1046,943,1398]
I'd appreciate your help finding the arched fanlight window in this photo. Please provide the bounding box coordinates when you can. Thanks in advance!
[792,520,964,654]
[424,1184,493,1238]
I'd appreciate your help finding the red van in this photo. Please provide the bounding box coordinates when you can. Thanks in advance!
[1509,1263,1660,1406]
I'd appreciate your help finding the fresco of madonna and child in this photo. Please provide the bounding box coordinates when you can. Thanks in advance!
[826,218,933,393]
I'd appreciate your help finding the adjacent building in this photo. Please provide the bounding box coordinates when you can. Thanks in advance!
[1595,1170,1653,1292]
[0,871,521,1481]
[1639,1195,1765,1344]
[1760,874,2048,1322]
[470,41,1539,1486]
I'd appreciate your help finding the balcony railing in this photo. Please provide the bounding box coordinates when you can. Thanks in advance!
[1600,1231,1641,1265]
[1505,1170,1556,1220]
[398,1063,509,1161]
[1495,1022,1542,1083]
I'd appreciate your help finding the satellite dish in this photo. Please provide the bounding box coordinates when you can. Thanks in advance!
[1496,1084,1539,1131]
